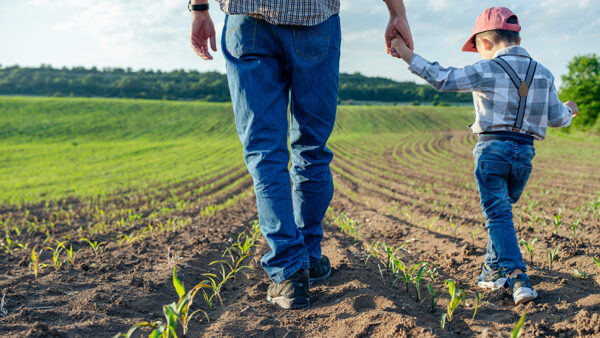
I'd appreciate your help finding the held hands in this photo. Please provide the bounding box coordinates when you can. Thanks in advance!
[385,15,414,58]
[564,101,579,118]
[191,11,217,60]
[390,38,414,64]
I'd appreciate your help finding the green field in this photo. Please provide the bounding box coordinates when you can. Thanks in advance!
[2,96,600,337]
[0,96,475,205]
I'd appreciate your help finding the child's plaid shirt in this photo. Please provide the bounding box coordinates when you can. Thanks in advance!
[214,0,339,26]
[408,46,572,140]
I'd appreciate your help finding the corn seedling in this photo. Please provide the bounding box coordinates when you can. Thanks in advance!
[552,209,562,235]
[172,266,210,335]
[60,244,77,266]
[335,212,361,242]
[44,244,64,271]
[30,247,46,280]
[511,310,527,338]
[117,232,138,247]
[471,228,478,247]
[426,283,441,313]
[573,269,588,279]
[441,279,466,330]
[546,244,561,271]
[413,262,431,301]
[472,292,482,320]
[426,217,439,231]
[519,237,538,265]
[570,219,580,239]
[593,257,600,271]
[80,238,105,256]
[448,217,460,236]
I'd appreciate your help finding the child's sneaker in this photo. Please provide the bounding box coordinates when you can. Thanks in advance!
[477,264,507,290]
[508,273,538,305]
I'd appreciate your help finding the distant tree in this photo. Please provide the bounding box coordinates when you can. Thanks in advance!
[559,54,600,130]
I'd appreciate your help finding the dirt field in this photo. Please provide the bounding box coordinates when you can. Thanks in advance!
[1,130,600,337]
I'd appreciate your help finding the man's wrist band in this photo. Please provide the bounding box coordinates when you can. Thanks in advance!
[188,0,209,11]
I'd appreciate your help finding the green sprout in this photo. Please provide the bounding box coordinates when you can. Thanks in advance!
[552,209,562,235]
[44,243,64,271]
[30,247,46,280]
[472,292,482,320]
[441,279,466,329]
[80,238,105,256]
[570,219,580,239]
[511,310,527,338]
[547,244,561,271]
[413,262,431,302]
[471,228,478,247]
[426,283,441,313]
[573,269,588,279]
[519,237,538,265]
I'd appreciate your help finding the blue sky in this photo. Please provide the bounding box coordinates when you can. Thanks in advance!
[1,0,599,86]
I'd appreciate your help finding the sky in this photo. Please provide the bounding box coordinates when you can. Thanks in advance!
[1,0,599,86]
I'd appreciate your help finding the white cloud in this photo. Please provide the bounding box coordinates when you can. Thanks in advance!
[1,0,598,86]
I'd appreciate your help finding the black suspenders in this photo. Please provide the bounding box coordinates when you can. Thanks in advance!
[491,57,538,131]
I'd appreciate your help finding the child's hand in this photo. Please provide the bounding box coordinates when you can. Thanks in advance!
[390,38,414,64]
[564,101,579,118]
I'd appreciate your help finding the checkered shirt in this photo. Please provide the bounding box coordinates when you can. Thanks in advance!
[408,46,572,140]
[214,0,339,26]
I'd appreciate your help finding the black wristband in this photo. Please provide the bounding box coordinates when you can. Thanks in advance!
[188,0,209,11]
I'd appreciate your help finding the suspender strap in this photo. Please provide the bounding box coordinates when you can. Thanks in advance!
[492,57,538,130]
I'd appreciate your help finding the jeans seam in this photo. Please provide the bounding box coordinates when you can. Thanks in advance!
[270,260,309,284]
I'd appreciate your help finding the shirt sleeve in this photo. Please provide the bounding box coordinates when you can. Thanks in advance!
[547,78,572,128]
[408,54,484,93]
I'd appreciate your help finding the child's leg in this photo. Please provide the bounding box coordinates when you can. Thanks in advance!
[506,143,535,277]
[473,141,527,275]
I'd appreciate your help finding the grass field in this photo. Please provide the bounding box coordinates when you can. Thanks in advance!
[1,96,599,337]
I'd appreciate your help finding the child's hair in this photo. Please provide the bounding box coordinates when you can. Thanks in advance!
[473,16,520,47]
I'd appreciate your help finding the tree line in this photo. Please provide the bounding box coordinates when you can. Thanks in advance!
[0,64,471,104]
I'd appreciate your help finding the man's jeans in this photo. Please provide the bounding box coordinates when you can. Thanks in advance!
[473,139,535,274]
[222,14,341,283]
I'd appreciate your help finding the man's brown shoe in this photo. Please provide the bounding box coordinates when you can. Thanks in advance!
[266,268,310,309]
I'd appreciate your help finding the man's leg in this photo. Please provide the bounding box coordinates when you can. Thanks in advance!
[278,15,341,265]
[222,15,310,283]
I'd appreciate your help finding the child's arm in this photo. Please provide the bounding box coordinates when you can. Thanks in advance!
[547,78,578,127]
[390,38,483,93]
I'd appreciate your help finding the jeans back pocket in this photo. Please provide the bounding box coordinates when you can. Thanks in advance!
[480,160,510,192]
[292,18,331,60]
[225,15,257,58]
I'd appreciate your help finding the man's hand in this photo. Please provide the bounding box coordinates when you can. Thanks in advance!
[383,0,413,58]
[191,11,217,60]
[564,100,579,118]
[390,38,414,64]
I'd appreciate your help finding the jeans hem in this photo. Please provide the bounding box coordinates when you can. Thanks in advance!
[269,260,310,284]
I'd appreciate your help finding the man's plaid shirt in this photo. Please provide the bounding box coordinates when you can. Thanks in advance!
[215,0,339,26]
[408,46,572,140]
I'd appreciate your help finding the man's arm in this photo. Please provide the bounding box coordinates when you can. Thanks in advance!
[190,0,217,60]
[383,0,413,57]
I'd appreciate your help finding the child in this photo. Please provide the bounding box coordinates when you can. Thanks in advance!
[390,7,578,305]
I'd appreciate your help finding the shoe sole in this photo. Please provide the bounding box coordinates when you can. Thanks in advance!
[266,295,309,309]
[309,268,331,285]
[477,277,507,290]
[513,287,538,305]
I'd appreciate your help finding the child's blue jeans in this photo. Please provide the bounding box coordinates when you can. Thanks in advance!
[473,137,535,274]
[222,14,341,283]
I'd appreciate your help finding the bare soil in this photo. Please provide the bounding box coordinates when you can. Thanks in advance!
[1,131,600,337]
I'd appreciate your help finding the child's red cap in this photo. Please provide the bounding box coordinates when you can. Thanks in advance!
[462,7,521,53]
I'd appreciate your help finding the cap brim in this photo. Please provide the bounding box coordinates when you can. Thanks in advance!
[462,33,478,52]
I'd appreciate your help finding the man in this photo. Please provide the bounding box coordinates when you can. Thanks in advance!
[190,0,412,309]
